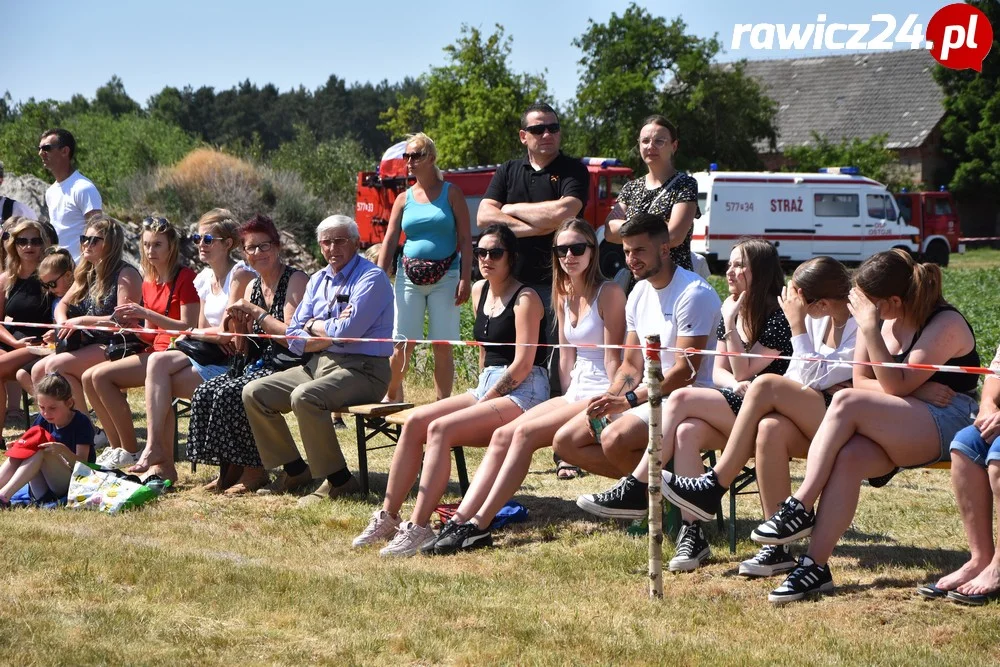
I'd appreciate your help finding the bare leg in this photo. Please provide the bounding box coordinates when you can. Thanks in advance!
[382,394,477,517]
[755,414,811,519]
[409,397,523,526]
[385,342,416,403]
[35,347,106,415]
[16,368,33,396]
[138,351,201,472]
[554,412,642,479]
[431,343,454,400]
[953,460,1000,596]
[0,453,43,500]
[84,354,150,453]
[672,418,729,521]
[806,436,895,564]
[795,390,938,509]
[936,451,995,590]
[33,450,73,498]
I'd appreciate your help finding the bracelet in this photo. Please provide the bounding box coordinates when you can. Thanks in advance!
[255,311,268,326]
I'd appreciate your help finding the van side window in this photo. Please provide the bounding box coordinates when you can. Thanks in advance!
[815,193,859,217]
[867,194,890,218]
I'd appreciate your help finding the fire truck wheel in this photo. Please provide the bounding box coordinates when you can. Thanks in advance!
[923,240,950,267]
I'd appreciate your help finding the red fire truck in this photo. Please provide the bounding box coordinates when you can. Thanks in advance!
[355,143,634,276]
[893,188,964,266]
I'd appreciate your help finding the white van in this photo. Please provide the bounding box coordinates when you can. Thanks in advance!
[691,169,921,271]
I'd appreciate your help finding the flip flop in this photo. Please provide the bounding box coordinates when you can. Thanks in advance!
[916,582,950,599]
[947,589,1000,606]
[556,461,584,480]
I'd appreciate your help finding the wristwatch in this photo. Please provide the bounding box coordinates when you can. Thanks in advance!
[625,390,639,408]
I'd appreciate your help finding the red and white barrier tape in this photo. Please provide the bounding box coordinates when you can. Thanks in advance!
[7,320,998,378]
[958,236,1000,243]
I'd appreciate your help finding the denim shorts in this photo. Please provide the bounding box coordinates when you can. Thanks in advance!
[393,263,460,341]
[914,392,978,466]
[468,365,549,412]
[950,424,1000,468]
[191,359,228,382]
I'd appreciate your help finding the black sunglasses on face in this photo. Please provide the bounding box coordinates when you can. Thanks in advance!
[80,235,105,247]
[523,123,561,136]
[38,143,61,152]
[41,271,71,289]
[190,233,216,246]
[143,217,171,232]
[474,247,506,260]
[402,151,426,160]
[554,242,593,258]
[14,237,44,248]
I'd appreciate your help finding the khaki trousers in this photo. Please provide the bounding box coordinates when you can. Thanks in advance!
[243,353,390,478]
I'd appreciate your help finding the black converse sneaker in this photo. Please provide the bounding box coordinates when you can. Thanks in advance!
[668,520,711,572]
[661,470,725,522]
[752,496,815,545]
[418,519,460,555]
[768,555,834,603]
[576,475,648,519]
[434,522,493,555]
[739,544,796,577]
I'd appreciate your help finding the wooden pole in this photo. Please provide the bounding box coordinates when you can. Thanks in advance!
[645,334,664,599]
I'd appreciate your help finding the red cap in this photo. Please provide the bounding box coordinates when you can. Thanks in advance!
[5,425,54,460]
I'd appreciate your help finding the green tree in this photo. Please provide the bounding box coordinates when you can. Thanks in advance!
[782,133,916,190]
[92,76,141,117]
[270,124,372,207]
[567,3,776,171]
[380,25,548,167]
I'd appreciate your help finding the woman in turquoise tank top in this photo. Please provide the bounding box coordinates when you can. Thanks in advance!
[377,133,473,402]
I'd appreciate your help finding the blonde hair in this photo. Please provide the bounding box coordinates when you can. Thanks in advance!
[140,218,182,283]
[551,218,603,313]
[3,218,51,296]
[197,207,242,260]
[405,132,443,179]
[65,215,127,307]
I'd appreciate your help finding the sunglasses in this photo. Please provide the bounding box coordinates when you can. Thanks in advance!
[80,235,105,247]
[190,233,217,246]
[143,217,171,232]
[553,242,593,258]
[474,247,507,260]
[38,143,61,152]
[523,123,561,136]
[14,237,45,248]
[244,242,273,255]
[41,271,71,289]
[402,151,426,161]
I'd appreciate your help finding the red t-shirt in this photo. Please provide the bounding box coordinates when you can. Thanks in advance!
[141,266,199,351]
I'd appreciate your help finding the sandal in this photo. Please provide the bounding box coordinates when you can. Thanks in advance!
[556,460,584,480]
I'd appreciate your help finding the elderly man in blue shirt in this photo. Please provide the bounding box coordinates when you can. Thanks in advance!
[244,215,393,503]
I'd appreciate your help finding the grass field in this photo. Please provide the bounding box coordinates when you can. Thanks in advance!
[1,251,999,665]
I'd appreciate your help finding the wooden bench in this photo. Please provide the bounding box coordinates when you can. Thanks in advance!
[723,459,952,553]
[348,403,470,497]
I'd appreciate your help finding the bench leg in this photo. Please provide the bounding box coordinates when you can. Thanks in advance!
[21,390,30,430]
[729,485,737,554]
[454,447,469,495]
[356,415,369,496]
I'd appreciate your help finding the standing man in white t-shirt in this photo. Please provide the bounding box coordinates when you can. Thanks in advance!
[0,161,40,222]
[39,129,102,260]
[552,212,721,478]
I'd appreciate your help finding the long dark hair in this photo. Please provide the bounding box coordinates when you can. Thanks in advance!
[734,238,783,347]
[478,223,518,272]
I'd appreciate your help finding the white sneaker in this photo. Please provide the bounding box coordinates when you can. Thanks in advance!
[108,449,139,469]
[352,510,402,548]
[379,521,435,558]
[95,446,116,466]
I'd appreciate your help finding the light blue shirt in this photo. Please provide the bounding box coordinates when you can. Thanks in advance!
[286,254,393,357]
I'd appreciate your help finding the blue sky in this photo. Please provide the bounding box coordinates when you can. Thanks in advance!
[4,0,957,108]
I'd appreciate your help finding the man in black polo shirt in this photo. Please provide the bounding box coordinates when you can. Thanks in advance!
[478,103,589,402]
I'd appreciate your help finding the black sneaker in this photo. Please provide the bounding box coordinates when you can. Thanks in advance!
[668,520,711,572]
[661,470,725,522]
[739,544,796,577]
[434,522,493,555]
[752,496,815,545]
[419,518,460,555]
[576,475,648,519]
[768,555,834,603]
[867,467,901,488]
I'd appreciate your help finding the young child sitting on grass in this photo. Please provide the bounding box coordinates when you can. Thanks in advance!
[0,372,95,506]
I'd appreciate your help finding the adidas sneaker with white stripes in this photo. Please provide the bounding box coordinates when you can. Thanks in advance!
[752,496,815,545]
[768,555,834,603]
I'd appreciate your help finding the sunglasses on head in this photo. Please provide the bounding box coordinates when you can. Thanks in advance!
[554,242,592,258]
[523,123,561,136]
[190,233,216,246]
[143,217,171,232]
[38,143,61,152]
[473,247,506,260]
[14,236,45,248]
[41,271,71,289]
[402,151,426,161]
[80,235,105,247]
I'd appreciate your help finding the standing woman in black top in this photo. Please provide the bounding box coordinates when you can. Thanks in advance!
[757,249,980,603]
[604,115,700,278]
[357,224,548,557]
[0,218,53,422]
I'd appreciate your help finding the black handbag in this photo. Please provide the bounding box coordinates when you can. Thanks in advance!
[175,337,229,366]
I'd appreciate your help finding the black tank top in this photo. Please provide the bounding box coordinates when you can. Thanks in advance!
[5,275,52,339]
[475,283,547,368]
[891,305,980,394]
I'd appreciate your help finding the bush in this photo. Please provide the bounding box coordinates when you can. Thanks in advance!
[269,125,372,208]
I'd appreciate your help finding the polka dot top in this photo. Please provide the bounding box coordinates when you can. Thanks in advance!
[717,307,793,377]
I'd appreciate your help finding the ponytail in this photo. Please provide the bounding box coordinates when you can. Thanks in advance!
[855,248,945,326]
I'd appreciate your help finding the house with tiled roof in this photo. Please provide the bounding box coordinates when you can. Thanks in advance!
[742,50,947,187]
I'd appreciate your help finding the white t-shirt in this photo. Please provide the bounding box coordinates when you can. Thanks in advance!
[0,196,38,222]
[625,266,722,387]
[194,262,249,327]
[44,170,102,260]
[784,315,858,390]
